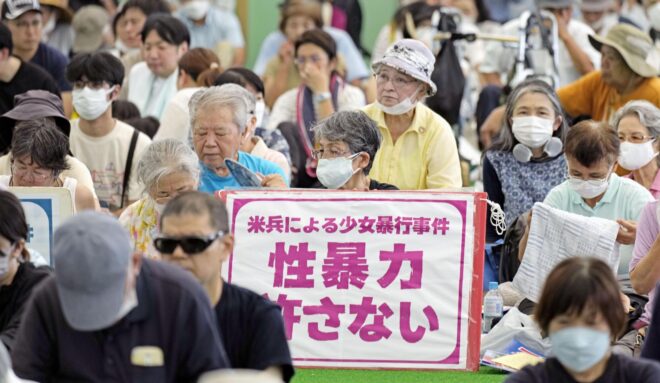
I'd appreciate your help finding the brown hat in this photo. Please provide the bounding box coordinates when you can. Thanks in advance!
[72,5,109,53]
[589,23,660,78]
[39,0,73,23]
[279,0,322,32]
[0,90,70,152]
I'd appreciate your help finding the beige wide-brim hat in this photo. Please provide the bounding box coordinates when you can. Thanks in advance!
[589,23,660,78]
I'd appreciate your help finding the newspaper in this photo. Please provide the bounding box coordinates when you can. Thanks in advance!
[512,203,620,302]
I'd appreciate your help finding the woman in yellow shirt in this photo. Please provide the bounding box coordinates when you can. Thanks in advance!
[363,39,462,190]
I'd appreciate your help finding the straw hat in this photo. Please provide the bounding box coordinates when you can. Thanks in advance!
[589,23,660,78]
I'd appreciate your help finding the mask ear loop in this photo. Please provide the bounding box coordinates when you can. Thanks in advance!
[482,199,507,236]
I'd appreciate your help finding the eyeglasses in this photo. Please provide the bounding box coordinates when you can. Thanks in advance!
[311,148,354,160]
[12,19,41,30]
[154,231,224,254]
[11,162,54,181]
[374,71,417,87]
[294,55,324,67]
[72,80,109,90]
[618,134,655,144]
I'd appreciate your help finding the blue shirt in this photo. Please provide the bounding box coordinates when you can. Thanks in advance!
[30,43,71,91]
[199,151,288,193]
[252,27,369,82]
[175,7,244,50]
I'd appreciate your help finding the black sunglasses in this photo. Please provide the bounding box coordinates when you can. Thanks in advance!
[154,231,224,254]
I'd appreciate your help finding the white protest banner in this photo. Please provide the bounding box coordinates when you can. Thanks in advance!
[222,190,487,371]
[9,187,74,265]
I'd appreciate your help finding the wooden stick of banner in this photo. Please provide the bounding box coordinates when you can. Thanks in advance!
[434,32,520,43]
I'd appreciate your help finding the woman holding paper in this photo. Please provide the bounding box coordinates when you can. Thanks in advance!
[482,79,568,242]
[535,120,654,275]
[505,257,660,382]
[613,100,660,198]
[0,120,97,213]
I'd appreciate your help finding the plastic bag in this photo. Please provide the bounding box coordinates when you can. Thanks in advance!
[480,307,552,358]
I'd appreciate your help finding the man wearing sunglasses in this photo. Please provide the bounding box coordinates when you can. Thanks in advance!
[12,212,229,382]
[157,191,294,383]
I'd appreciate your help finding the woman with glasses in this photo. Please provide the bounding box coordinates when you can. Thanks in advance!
[482,79,568,243]
[0,190,51,351]
[313,110,397,190]
[613,100,660,198]
[119,139,200,258]
[363,39,461,191]
[521,120,653,275]
[0,119,97,213]
[267,28,365,188]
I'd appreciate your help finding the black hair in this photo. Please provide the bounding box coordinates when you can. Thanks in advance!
[0,190,28,243]
[213,67,266,99]
[112,100,141,121]
[294,28,337,61]
[141,13,190,46]
[113,0,171,35]
[0,22,12,54]
[66,51,125,85]
[160,191,229,232]
[125,117,159,139]
[11,118,70,175]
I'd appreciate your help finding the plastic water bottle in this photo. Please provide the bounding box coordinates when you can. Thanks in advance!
[483,281,503,333]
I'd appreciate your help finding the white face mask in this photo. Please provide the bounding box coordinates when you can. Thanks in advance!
[568,175,610,199]
[650,3,660,31]
[618,140,658,170]
[115,285,138,321]
[254,100,265,128]
[511,116,555,149]
[73,86,114,121]
[316,153,360,189]
[182,0,210,20]
[376,86,421,116]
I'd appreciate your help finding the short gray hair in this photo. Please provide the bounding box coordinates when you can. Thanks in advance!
[137,139,200,194]
[188,84,254,134]
[612,100,660,137]
[313,110,382,174]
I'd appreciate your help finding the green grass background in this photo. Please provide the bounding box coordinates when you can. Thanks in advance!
[293,367,508,383]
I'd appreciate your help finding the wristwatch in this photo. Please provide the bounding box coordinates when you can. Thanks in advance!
[313,92,332,104]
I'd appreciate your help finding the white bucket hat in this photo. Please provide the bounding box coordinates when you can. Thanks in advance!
[372,39,437,96]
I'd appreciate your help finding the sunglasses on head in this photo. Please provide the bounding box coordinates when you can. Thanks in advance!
[154,231,224,254]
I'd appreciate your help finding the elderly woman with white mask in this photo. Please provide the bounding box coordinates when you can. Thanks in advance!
[119,139,200,257]
[613,100,660,198]
[363,39,462,190]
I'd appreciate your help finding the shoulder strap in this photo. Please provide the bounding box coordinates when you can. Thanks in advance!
[121,129,139,209]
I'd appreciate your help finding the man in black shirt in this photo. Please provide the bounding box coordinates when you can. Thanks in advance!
[2,0,71,116]
[157,191,294,382]
[11,212,229,382]
[0,22,59,132]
